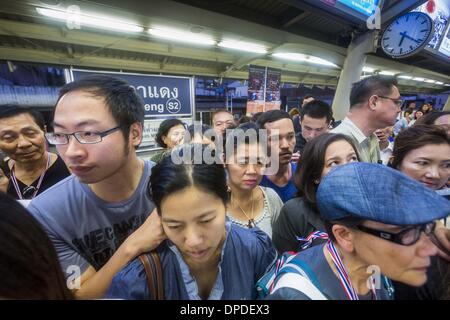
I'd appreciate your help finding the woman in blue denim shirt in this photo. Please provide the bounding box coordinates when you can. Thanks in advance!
[106,144,277,300]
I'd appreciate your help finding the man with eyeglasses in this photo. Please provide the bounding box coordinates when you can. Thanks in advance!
[294,100,333,154]
[0,105,70,202]
[265,163,449,300]
[332,75,402,163]
[28,75,164,299]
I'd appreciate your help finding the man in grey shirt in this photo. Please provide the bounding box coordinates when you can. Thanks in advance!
[332,75,401,163]
[28,75,165,299]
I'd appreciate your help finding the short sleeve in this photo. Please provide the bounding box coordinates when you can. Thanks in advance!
[250,228,278,281]
[106,258,150,300]
[28,203,90,276]
[272,199,308,253]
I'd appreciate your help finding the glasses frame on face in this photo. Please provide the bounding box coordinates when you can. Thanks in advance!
[45,125,123,145]
[355,222,436,246]
[376,95,403,108]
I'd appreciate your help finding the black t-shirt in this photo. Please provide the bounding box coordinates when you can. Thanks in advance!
[7,155,71,199]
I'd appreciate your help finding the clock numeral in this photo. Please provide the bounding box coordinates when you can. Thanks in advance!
[400,48,403,54]
[406,15,409,22]
[410,45,413,50]
[384,37,390,41]
[421,20,427,24]
[390,48,394,53]
[420,29,428,32]
[415,14,420,20]
[387,28,392,32]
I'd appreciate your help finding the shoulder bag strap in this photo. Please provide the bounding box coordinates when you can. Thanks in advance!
[151,251,164,300]
[138,252,165,300]
[138,254,157,299]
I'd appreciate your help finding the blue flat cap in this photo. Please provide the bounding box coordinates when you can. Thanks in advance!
[317,162,450,226]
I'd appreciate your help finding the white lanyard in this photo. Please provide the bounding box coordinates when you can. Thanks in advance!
[10,152,51,200]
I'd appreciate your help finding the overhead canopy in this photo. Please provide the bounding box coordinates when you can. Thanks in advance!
[0,0,448,94]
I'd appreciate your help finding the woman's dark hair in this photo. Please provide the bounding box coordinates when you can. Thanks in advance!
[0,192,73,299]
[155,118,185,148]
[414,111,450,126]
[389,125,450,170]
[224,122,262,160]
[149,144,228,214]
[294,133,360,204]
[324,217,365,242]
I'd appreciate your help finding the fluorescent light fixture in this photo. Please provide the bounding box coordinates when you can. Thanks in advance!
[362,66,374,73]
[218,40,267,54]
[148,26,216,45]
[435,81,444,85]
[445,84,450,86]
[398,75,413,80]
[36,7,143,33]
[272,53,338,67]
[424,79,436,83]
[413,77,425,82]
[379,70,396,76]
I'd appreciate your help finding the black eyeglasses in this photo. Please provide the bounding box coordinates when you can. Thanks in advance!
[376,95,403,108]
[356,222,436,246]
[45,126,123,145]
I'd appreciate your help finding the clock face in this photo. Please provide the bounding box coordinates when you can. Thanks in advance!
[381,12,434,58]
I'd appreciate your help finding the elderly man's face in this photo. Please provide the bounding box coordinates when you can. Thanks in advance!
[213,112,234,135]
[0,113,46,165]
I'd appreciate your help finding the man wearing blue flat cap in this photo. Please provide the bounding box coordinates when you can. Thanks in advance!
[265,162,450,300]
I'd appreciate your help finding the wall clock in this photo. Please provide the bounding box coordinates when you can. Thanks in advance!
[381,11,434,58]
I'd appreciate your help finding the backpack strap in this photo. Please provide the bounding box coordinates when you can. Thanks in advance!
[138,251,164,300]
[271,272,328,300]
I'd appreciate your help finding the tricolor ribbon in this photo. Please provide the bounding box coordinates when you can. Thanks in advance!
[296,231,329,250]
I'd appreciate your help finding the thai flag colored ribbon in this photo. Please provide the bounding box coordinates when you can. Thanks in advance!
[296,231,329,250]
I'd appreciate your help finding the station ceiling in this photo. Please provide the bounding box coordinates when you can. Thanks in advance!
[0,0,448,94]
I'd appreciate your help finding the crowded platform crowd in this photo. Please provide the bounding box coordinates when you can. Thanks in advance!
[0,74,449,300]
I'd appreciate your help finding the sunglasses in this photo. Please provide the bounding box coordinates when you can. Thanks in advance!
[355,222,436,246]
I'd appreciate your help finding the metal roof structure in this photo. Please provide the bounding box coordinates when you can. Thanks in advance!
[0,0,448,94]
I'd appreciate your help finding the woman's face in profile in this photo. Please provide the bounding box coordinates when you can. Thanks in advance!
[159,185,226,267]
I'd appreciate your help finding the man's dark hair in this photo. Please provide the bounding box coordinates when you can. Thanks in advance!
[155,118,185,148]
[0,104,45,130]
[300,100,333,123]
[349,75,398,108]
[304,94,315,100]
[256,110,292,129]
[57,75,145,144]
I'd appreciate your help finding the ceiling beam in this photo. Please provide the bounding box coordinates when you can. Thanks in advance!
[380,0,427,27]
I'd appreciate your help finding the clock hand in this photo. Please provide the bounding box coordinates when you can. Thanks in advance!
[398,32,406,47]
[404,33,420,44]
